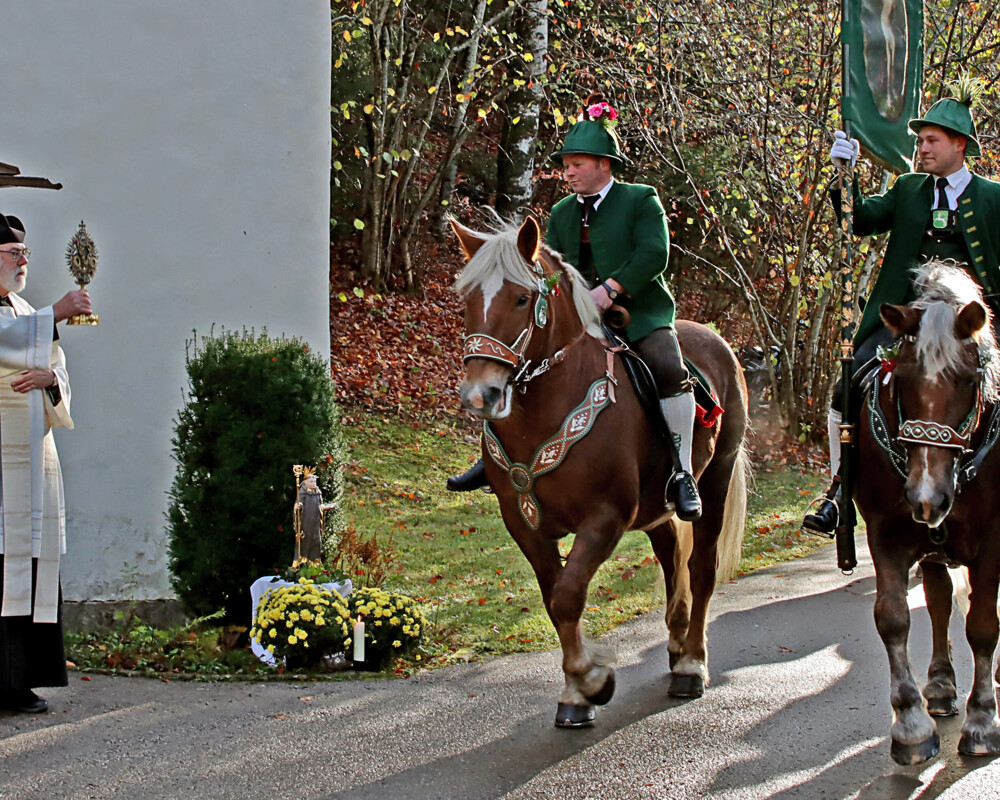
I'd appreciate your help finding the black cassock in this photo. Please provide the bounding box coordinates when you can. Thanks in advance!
[0,557,68,690]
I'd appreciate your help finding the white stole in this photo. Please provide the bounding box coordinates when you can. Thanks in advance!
[0,296,72,623]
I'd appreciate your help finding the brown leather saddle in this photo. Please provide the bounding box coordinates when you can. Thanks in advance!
[602,324,722,444]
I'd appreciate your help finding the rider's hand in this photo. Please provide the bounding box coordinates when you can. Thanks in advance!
[589,285,613,312]
[830,131,860,167]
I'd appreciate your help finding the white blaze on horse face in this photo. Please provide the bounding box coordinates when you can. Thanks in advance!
[906,397,954,527]
[479,271,506,319]
[911,448,940,523]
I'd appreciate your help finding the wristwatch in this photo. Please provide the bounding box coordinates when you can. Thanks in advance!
[600,281,619,300]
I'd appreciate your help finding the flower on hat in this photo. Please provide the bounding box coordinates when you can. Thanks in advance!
[585,101,618,131]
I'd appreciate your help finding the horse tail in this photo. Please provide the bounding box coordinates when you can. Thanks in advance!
[716,444,750,583]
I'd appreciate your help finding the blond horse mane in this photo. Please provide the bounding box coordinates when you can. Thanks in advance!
[452,219,603,340]
[912,260,1000,404]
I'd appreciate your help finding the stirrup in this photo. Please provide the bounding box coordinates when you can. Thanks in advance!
[667,470,702,523]
[801,482,840,539]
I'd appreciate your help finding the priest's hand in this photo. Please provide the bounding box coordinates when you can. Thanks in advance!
[11,369,57,393]
[52,289,92,323]
[830,131,860,167]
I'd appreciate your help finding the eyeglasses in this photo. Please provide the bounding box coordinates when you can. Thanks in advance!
[0,248,29,260]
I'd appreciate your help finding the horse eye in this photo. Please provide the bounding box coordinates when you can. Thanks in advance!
[516,294,530,308]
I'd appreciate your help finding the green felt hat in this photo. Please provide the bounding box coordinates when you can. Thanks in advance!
[550,120,628,168]
[908,98,981,158]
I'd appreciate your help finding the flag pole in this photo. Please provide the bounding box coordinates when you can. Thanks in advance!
[835,0,858,572]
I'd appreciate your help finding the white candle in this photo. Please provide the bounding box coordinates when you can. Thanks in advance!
[353,616,365,662]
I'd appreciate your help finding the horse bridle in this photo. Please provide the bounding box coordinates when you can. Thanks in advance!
[462,263,588,390]
[889,333,985,454]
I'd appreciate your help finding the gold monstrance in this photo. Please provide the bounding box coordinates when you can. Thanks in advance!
[65,220,99,325]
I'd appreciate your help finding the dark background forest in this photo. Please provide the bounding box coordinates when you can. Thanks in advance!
[330,0,1000,441]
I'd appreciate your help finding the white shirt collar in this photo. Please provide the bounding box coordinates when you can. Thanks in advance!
[576,178,614,209]
[934,165,972,209]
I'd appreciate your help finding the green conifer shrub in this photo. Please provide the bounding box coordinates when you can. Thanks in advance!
[167,328,344,624]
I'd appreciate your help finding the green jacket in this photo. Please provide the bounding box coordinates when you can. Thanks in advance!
[545,181,675,341]
[852,172,1000,345]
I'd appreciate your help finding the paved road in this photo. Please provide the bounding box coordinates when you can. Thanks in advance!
[2,542,999,800]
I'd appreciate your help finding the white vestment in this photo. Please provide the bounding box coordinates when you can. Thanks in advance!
[0,294,72,623]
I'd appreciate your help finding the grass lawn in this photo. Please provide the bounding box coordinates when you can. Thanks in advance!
[341,414,835,668]
[66,414,837,678]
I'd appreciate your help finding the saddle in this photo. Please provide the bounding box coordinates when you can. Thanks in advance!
[602,324,723,443]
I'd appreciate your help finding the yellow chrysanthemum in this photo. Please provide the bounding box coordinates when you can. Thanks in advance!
[392,640,402,648]
[288,635,298,645]
[269,628,277,638]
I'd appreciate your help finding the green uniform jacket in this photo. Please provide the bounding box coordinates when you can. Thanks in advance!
[852,172,1000,345]
[545,181,675,341]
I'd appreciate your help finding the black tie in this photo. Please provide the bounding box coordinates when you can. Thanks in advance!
[935,177,949,210]
[581,195,599,227]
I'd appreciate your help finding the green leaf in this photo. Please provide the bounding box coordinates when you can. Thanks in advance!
[353,219,365,230]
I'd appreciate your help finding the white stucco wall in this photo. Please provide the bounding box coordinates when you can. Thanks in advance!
[0,1,331,601]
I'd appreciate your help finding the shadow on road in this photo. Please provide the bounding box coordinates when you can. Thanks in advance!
[329,565,999,800]
[703,573,1000,800]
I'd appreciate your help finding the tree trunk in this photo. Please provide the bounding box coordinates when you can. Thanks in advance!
[496,0,548,220]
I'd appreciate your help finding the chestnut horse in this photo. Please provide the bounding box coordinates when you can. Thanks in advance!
[451,216,748,727]
[858,262,1000,764]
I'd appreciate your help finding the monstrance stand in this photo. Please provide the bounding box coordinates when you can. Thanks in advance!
[65,220,100,325]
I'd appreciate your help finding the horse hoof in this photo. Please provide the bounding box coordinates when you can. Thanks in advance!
[926,697,958,717]
[668,673,705,698]
[891,732,940,766]
[585,672,616,706]
[958,729,1000,756]
[555,702,595,728]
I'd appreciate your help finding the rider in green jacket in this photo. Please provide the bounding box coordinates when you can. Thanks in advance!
[804,90,1000,535]
[449,98,702,521]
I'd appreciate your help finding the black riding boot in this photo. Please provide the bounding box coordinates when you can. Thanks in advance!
[802,481,841,538]
[669,471,702,522]
[446,459,489,492]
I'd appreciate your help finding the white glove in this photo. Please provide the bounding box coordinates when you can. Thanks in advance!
[830,130,859,167]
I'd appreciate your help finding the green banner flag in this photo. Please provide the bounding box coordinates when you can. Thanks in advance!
[842,0,923,173]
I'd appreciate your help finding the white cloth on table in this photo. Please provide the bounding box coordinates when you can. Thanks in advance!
[249,575,353,665]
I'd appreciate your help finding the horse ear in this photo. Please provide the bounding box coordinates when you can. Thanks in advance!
[955,300,988,340]
[449,217,486,261]
[517,216,541,265]
[880,304,919,337]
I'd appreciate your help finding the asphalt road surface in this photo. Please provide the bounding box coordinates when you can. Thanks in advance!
[2,541,999,800]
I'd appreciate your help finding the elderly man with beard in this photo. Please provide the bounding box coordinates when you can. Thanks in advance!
[0,213,90,714]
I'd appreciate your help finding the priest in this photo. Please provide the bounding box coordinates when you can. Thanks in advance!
[0,213,91,714]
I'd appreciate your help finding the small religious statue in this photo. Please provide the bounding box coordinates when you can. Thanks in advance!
[65,220,100,325]
[293,466,324,562]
